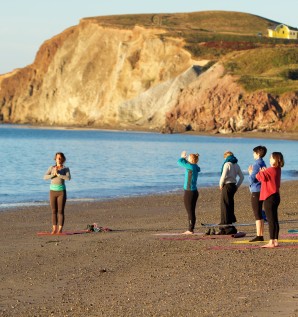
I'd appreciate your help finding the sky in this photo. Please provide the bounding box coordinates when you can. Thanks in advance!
[0,0,297,74]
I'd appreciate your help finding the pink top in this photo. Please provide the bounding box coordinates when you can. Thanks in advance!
[256,167,281,201]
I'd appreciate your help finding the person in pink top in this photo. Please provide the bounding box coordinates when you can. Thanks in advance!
[256,152,284,248]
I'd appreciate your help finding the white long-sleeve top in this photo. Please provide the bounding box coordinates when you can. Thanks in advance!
[219,162,244,188]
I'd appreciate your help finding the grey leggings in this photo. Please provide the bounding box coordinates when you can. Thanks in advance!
[50,190,67,226]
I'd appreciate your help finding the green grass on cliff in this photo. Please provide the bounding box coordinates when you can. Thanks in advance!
[86,11,298,60]
[224,47,298,94]
[85,11,298,94]
[86,11,277,34]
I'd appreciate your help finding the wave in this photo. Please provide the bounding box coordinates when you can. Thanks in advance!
[283,170,298,177]
[0,201,48,210]
[201,169,298,178]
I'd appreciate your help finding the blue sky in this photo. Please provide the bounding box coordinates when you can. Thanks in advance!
[0,0,297,74]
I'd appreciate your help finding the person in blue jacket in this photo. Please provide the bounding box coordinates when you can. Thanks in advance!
[177,151,201,234]
[248,145,267,242]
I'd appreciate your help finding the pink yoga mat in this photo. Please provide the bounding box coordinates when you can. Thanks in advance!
[159,232,246,241]
[37,230,91,236]
[280,233,298,238]
[208,244,298,250]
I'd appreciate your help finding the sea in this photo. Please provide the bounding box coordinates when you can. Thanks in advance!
[1,124,297,210]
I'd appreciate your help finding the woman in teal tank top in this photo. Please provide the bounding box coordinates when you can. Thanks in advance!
[44,152,71,234]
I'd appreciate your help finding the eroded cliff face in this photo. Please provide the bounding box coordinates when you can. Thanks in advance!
[0,20,199,128]
[164,64,298,133]
[0,19,297,133]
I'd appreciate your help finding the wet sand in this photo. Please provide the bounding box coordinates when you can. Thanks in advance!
[0,182,297,317]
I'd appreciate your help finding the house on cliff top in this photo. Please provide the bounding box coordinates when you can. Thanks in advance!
[268,24,298,39]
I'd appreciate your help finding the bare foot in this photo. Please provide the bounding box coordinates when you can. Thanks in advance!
[51,230,57,235]
[182,231,194,235]
[261,243,275,248]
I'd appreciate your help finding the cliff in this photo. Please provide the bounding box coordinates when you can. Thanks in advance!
[165,63,298,133]
[0,12,297,133]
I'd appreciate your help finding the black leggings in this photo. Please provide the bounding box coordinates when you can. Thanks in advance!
[251,192,263,220]
[184,190,199,232]
[50,190,67,226]
[264,193,280,239]
[220,183,237,224]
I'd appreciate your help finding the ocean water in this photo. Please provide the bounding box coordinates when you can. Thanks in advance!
[0,124,297,209]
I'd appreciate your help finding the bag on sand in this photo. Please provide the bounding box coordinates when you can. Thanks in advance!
[218,226,237,235]
[86,223,112,232]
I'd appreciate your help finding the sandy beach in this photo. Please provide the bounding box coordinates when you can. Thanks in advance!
[0,182,297,317]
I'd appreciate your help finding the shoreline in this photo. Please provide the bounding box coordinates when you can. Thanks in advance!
[2,123,298,140]
[0,181,297,316]
[1,180,297,212]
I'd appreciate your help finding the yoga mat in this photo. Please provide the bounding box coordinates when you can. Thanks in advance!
[156,232,245,238]
[208,244,298,250]
[201,222,254,227]
[37,230,91,236]
[288,229,298,233]
[159,232,246,241]
[153,232,204,236]
[280,233,298,238]
[232,239,298,244]
[202,220,298,228]
[159,236,230,241]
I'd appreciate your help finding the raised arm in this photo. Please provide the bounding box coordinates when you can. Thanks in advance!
[256,167,269,182]
[177,157,189,168]
[177,151,189,168]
